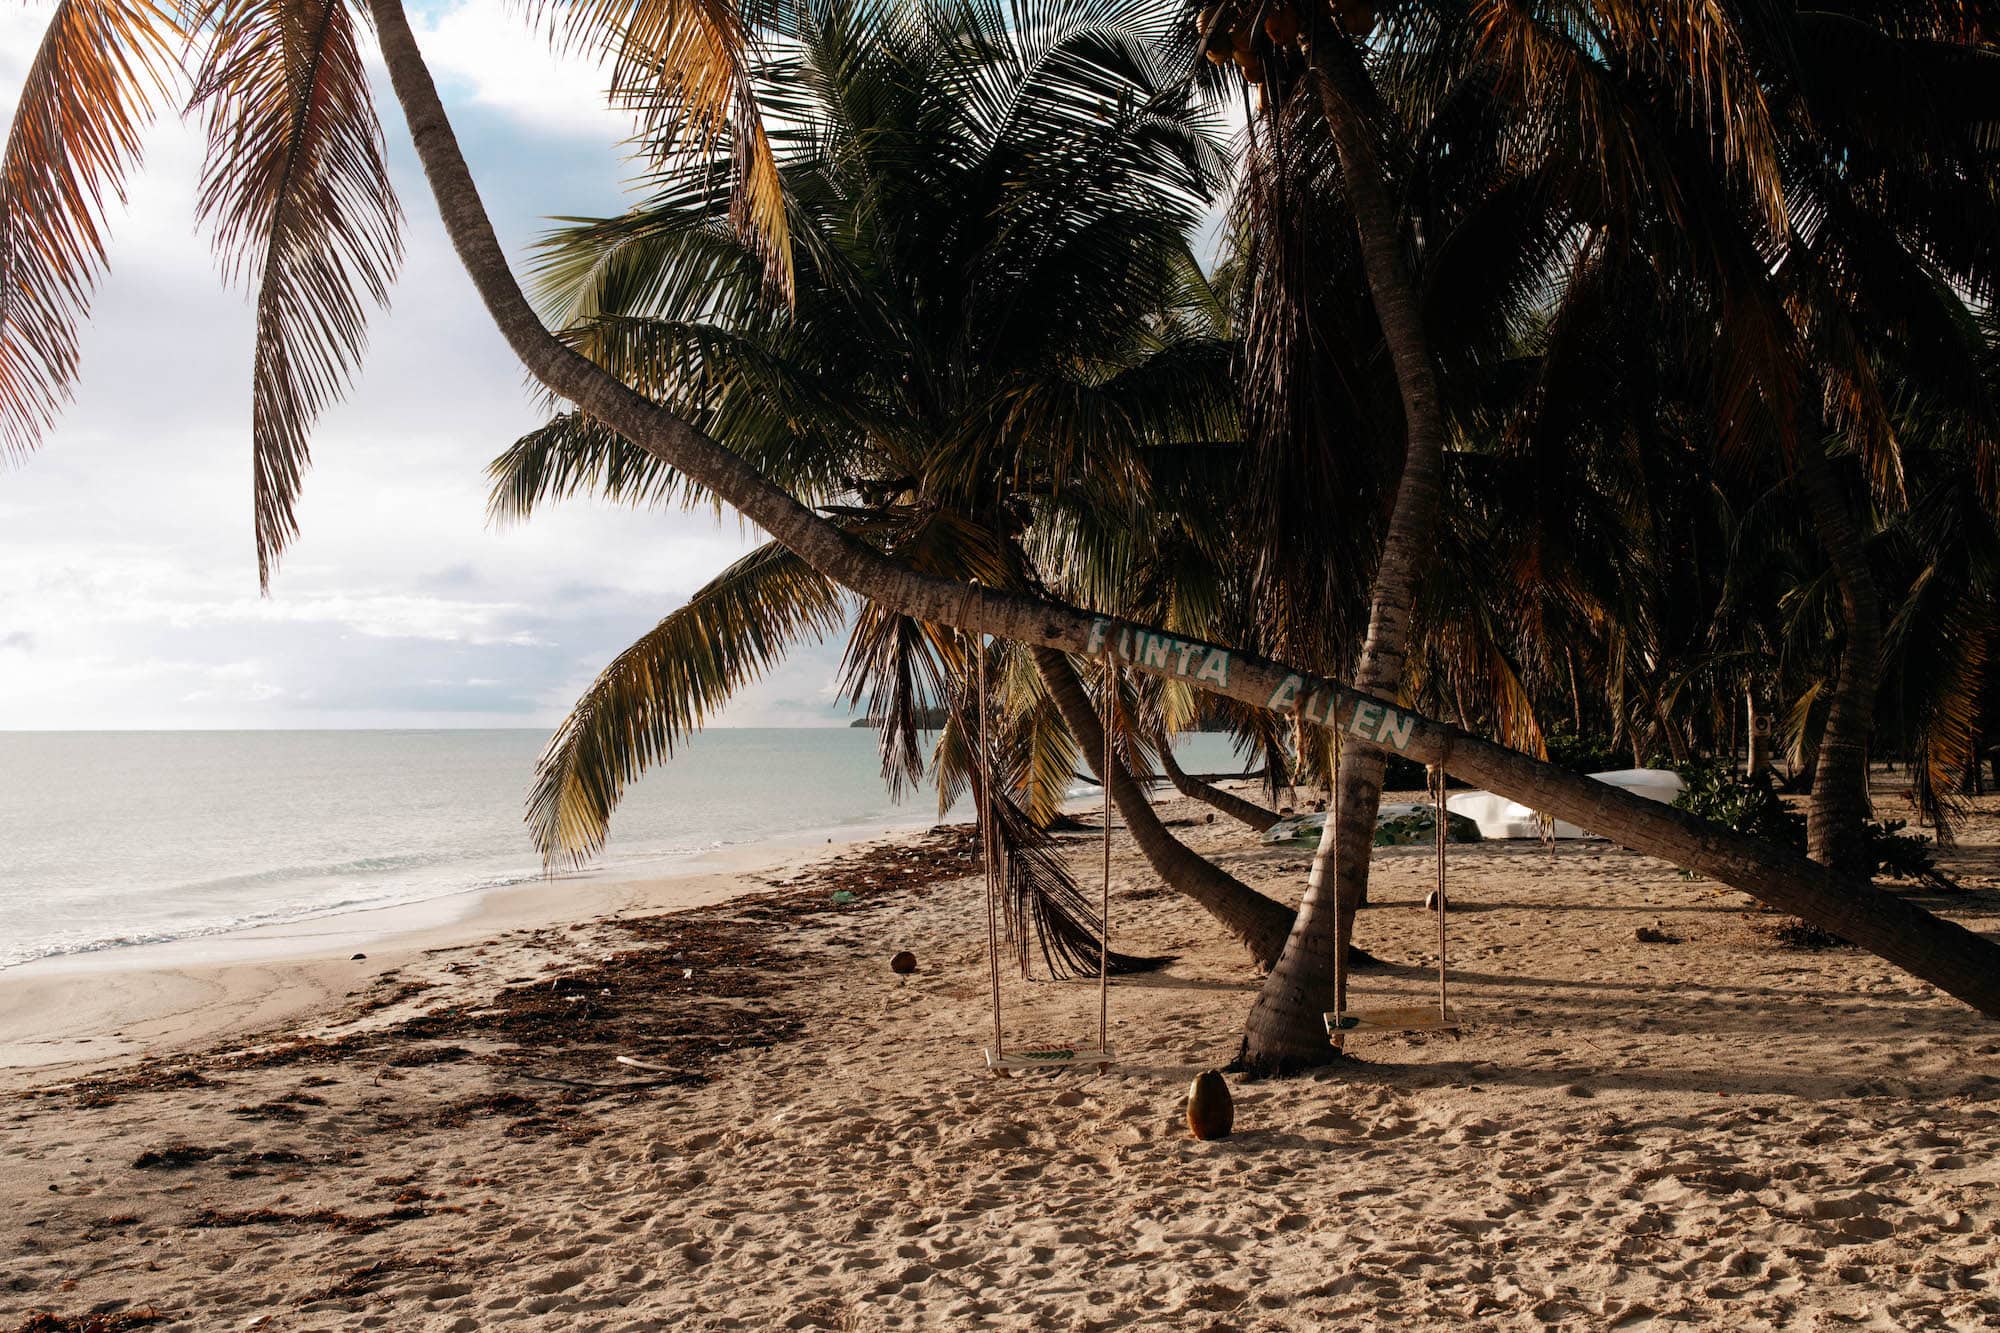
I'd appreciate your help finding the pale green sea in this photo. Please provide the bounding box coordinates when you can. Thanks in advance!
[0,728,1248,968]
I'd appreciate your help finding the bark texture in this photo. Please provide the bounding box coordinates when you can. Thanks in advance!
[367,0,2000,1030]
[1236,48,1454,1073]
[1798,445,1883,879]
[1033,648,1295,967]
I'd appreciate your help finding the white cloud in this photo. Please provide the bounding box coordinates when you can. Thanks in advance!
[408,2,633,143]
[0,2,842,731]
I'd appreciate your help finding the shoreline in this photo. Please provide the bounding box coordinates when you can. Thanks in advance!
[0,813,941,1077]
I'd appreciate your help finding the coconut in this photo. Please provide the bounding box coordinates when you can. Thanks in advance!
[1186,1070,1235,1140]
[1263,4,1300,44]
[890,950,918,974]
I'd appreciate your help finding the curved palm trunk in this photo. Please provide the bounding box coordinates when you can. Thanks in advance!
[1798,445,1883,879]
[367,0,2000,1029]
[1156,742,1281,832]
[1235,49,1455,1073]
[1032,647,1294,966]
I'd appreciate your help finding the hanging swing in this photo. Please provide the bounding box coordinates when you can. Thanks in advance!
[979,642,1116,1073]
[1323,736,1462,1049]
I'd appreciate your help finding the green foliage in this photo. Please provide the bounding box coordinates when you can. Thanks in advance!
[1263,807,1480,849]
[1863,819,1957,893]
[1541,726,1628,775]
[1672,759,1803,847]
[1672,759,1958,890]
[507,0,1235,907]
[1372,809,1482,847]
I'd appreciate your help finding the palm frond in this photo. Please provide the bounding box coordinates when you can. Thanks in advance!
[487,410,703,523]
[529,541,846,865]
[530,0,791,294]
[189,0,403,588]
[0,0,181,457]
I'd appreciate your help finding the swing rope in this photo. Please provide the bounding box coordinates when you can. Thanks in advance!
[1329,719,1347,1019]
[1431,746,1451,1021]
[977,640,1117,1071]
[1098,653,1115,1055]
[1323,720,1460,1043]
[977,638,1004,1061]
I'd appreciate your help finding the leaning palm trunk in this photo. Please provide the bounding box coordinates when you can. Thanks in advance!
[1235,53,1457,1072]
[1798,444,1884,879]
[368,0,2000,1034]
[1032,647,1295,966]
[1156,742,1281,832]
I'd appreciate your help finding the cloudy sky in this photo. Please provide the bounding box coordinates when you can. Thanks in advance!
[0,1,879,730]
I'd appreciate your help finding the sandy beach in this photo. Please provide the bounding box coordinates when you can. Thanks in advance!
[4,786,1998,1331]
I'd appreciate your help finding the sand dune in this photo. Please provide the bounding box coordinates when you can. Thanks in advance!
[4,790,1997,1330]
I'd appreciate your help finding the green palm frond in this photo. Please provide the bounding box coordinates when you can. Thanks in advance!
[529,541,846,865]
[488,411,703,523]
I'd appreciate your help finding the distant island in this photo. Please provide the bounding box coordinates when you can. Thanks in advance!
[850,710,949,729]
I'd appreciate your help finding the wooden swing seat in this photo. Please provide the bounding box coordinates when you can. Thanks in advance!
[983,1046,1115,1072]
[1324,1006,1461,1039]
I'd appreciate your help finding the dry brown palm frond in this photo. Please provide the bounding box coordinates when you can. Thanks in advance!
[188,0,403,589]
[0,0,182,458]
[1468,0,1787,240]
[528,0,789,297]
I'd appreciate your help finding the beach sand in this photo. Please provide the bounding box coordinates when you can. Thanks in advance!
[3,786,1997,1330]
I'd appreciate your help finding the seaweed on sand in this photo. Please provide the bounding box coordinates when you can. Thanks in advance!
[13,1310,172,1331]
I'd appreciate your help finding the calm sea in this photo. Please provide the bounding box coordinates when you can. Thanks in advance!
[0,728,1246,969]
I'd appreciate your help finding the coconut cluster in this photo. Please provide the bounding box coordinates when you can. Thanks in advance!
[1197,0,1378,83]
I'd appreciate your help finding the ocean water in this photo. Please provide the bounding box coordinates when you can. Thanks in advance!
[0,728,1248,969]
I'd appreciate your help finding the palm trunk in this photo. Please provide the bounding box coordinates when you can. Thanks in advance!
[1235,47,1455,1073]
[1032,647,1294,966]
[1798,444,1883,879]
[1157,742,1281,832]
[366,0,2000,1026]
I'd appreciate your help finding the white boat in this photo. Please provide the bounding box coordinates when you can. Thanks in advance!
[1444,767,1683,840]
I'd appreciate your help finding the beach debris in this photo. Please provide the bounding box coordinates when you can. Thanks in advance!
[1635,924,1681,944]
[187,1204,418,1236]
[890,950,918,974]
[130,1143,222,1170]
[13,1308,173,1331]
[1186,1070,1235,1141]
[306,1254,450,1303]
[830,890,856,905]
[351,953,367,960]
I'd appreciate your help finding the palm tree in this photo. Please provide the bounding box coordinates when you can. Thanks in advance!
[10,0,2000,1049]
[1202,0,1809,1067]
[490,0,1303,966]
